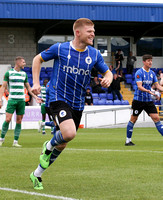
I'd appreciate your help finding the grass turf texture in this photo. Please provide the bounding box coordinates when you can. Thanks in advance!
[0,128,163,200]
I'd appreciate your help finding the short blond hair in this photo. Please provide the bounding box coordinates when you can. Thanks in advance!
[15,56,24,62]
[73,18,94,32]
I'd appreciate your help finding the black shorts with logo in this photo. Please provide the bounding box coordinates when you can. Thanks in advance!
[132,100,157,116]
[50,101,83,131]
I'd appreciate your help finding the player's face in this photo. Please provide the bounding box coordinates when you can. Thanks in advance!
[19,59,26,69]
[143,59,152,68]
[79,25,95,46]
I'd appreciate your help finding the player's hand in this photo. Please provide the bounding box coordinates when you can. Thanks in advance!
[35,96,43,104]
[99,77,111,88]
[31,83,41,95]
[147,90,155,96]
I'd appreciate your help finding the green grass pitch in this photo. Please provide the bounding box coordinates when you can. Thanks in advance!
[0,127,163,200]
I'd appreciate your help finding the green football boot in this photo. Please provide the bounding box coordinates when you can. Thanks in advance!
[40,141,52,169]
[30,172,43,190]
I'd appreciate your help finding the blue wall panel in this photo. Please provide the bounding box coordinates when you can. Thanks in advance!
[0,0,163,22]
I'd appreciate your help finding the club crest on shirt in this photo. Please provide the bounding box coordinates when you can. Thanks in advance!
[85,56,92,64]
[67,54,71,59]
[59,110,67,118]
[150,74,153,78]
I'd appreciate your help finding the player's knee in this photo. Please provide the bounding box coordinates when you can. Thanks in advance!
[5,118,11,123]
[63,130,76,142]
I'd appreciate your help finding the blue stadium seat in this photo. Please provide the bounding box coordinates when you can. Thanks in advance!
[41,67,46,72]
[40,80,43,86]
[105,100,113,105]
[92,93,99,99]
[99,93,107,99]
[107,93,113,100]
[125,74,132,79]
[93,99,98,105]
[122,68,127,75]
[121,100,130,105]
[46,67,53,72]
[27,73,32,78]
[40,72,49,79]
[28,78,33,87]
[125,74,133,84]
[23,67,31,72]
[98,99,106,105]
[113,100,122,105]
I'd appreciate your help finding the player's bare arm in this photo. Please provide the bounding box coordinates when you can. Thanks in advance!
[137,81,155,95]
[99,70,113,88]
[25,82,43,104]
[0,81,8,109]
[154,82,163,92]
[32,54,43,95]
[159,73,163,86]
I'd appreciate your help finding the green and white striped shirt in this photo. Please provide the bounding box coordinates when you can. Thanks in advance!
[40,85,46,105]
[4,68,28,101]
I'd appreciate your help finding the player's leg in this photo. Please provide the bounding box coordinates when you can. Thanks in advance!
[0,112,13,146]
[0,100,16,146]
[13,101,25,147]
[40,104,46,134]
[125,100,142,146]
[13,114,24,147]
[40,119,75,169]
[150,113,163,136]
[145,101,163,136]
[30,102,82,189]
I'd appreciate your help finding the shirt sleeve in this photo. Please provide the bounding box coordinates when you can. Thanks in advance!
[135,70,143,83]
[40,43,60,62]
[94,50,109,74]
[3,71,9,82]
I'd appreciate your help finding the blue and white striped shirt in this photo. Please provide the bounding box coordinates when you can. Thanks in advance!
[41,41,109,111]
[134,67,158,102]
[45,81,50,107]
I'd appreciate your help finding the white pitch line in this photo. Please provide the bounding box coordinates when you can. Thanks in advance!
[0,187,81,200]
[66,148,163,154]
[1,147,163,154]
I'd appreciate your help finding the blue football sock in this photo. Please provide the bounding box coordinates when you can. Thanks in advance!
[155,121,163,136]
[45,121,55,127]
[50,130,66,146]
[127,121,134,139]
[49,147,62,165]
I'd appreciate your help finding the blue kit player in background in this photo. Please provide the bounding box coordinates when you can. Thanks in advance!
[125,54,163,146]
[30,18,113,190]
[38,80,56,134]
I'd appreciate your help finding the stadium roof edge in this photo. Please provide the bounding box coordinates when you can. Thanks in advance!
[1,0,163,22]
[0,0,163,7]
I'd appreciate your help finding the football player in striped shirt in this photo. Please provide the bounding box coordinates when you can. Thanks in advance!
[125,54,163,146]
[38,78,49,134]
[30,18,113,190]
[0,56,42,147]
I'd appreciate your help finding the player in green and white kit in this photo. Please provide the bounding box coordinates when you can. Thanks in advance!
[39,79,50,134]
[0,56,42,147]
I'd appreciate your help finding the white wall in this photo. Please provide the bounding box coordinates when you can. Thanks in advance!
[0,105,153,130]
[0,64,11,84]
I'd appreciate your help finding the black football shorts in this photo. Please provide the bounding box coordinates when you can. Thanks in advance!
[50,101,83,131]
[131,100,157,116]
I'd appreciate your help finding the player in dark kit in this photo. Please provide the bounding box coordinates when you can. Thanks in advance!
[125,54,163,146]
[30,18,113,190]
